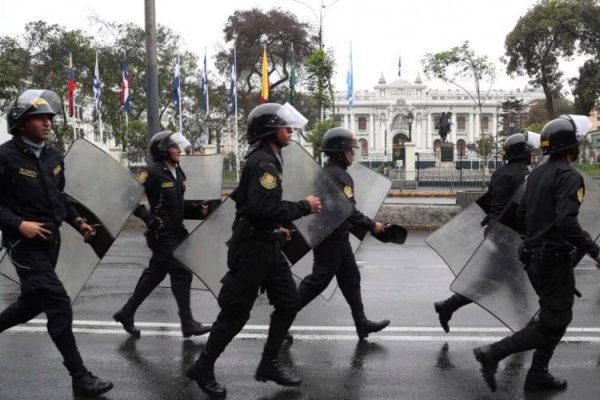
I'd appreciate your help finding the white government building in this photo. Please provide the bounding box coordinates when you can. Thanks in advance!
[327,72,546,167]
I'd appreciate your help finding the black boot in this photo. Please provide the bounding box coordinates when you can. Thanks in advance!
[434,294,471,333]
[524,368,567,391]
[113,302,140,338]
[179,309,211,338]
[355,318,390,341]
[255,356,302,386]
[64,359,114,397]
[473,345,499,392]
[186,353,226,398]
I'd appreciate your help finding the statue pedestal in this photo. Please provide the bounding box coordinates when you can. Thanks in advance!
[404,143,416,180]
[441,142,454,162]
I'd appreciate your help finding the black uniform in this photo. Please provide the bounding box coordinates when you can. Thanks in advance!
[487,158,598,368]
[435,159,529,331]
[201,145,310,363]
[297,160,373,322]
[123,161,200,314]
[0,135,85,372]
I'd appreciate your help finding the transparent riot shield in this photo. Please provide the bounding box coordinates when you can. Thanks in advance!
[425,202,487,276]
[450,222,537,332]
[281,141,354,263]
[451,171,600,332]
[171,154,223,291]
[292,163,391,300]
[174,141,353,298]
[0,139,144,302]
[178,154,223,231]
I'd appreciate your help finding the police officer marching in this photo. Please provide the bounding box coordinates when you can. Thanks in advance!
[0,90,113,396]
[113,131,211,338]
[294,127,390,341]
[473,116,600,392]
[434,132,533,333]
[185,103,321,398]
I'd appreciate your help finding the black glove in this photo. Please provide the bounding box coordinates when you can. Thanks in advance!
[133,204,150,220]
[145,214,164,231]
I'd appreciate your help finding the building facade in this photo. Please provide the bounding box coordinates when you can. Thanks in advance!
[327,73,546,164]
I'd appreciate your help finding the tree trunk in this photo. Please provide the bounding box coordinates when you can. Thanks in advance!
[542,84,555,120]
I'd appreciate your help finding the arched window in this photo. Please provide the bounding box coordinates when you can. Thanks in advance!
[457,139,466,157]
[358,138,368,156]
[433,139,442,156]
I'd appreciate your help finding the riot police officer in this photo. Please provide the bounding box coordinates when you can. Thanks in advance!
[0,90,113,396]
[473,116,600,392]
[295,127,389,340]
[185,103,321,398]
[113,131,211,338]
[434,132,533,332]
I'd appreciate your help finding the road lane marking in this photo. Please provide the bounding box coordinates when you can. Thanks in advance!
[7,320,600,343]
[6,326,600,343]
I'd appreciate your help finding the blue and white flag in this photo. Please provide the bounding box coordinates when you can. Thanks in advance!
[201,50,209,114]
[346,43,354,108]
[230,50,237,114]
[173,55,181,113]
[93,52,101,113]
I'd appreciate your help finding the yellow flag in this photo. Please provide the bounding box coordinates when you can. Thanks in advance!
[260,46,269,103]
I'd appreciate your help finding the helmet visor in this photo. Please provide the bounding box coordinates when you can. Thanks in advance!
[12,90,62,121]
[563,114,591,144]
[169,132,192,153]
[280,103,308,130]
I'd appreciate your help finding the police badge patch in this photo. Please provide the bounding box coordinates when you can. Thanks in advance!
[137,171,148,184]
[343,185,354,198]
[577,187,584,204]
[260,172,277,189]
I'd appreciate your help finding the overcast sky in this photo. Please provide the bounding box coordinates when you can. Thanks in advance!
[0,0,586,94]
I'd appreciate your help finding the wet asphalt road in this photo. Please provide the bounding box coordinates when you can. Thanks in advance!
[1,229,600,400]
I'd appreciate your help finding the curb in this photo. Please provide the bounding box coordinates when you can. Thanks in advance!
[221,191,456,198]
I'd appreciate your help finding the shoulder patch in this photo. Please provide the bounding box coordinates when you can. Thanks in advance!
[343,185,354,199]
[53,165,62,175]
[137,171,148,184]
[260,172,277,190]
[577,187,584,204]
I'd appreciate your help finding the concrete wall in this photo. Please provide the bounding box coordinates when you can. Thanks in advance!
[375,204,461,231]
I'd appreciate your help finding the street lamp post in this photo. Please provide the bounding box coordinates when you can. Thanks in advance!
[381,113,388,158]
[292,0,342,49]
[406,110,414,142]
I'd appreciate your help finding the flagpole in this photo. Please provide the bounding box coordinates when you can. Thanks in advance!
[205,46,209,115]
[95,51,103,141]
[178,55,183,134]
[233,47,240,182]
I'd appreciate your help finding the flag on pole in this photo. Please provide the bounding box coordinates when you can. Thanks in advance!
[67,53,76,117]
[229,50,237,113]
[398,54,402,77]
[201,49,209,114]
[260,46,269,104]
[346,43,354,108]
[288,43,297,106]
[173,55,181,113]
[93,52,101,113]
[121,56,131,113]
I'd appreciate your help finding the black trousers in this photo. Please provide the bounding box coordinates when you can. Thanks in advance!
[202,236,299,362]
[128,228,193,312]
[490,254,574,370]
[0,236,83,368]
[297,235,365,322]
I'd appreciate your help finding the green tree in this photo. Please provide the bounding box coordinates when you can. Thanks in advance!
[467,135,497,159]
[526,96,574,127]
[305,48,336,120]
[214,8,317,119]
[307,119,335,161]
[422,41,496,183]
[503,1,580,119]
[571,60,600,115]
